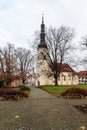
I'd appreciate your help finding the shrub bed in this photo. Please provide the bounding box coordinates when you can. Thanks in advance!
[61,88,87,99]
[0,87,29,100]
[0,81,4,88]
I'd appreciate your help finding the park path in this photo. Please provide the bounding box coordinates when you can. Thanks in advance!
[0,86,87,130]
[29,86,56,99]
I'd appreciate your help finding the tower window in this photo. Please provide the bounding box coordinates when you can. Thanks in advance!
[38,56,39,59]
[44,55,46,60]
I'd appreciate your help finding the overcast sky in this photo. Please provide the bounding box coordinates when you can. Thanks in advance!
[0,0,87,49]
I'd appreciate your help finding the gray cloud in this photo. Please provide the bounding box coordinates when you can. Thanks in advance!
[0,0,87,48]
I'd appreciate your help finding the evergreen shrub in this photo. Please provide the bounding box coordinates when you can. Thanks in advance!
[18,84,30,91]
[0,80,4,88]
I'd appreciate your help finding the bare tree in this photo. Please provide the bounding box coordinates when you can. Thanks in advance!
[15,47,34,84]
[45,26,74,85]
[0,43,18,85]
[81,36,87,47]
[80,36,87,68]
[0,43,34,86]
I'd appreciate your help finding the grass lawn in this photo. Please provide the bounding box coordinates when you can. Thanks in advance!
[40,84,87,97]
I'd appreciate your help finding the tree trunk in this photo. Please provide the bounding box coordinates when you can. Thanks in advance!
[22,79,25,84]
[55,76,58,86]
[54,73,58,86]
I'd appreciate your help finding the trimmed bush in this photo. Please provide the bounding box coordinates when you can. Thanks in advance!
[0,89,28,99]
[61,87,87,99]
[0,80,4,88]
[18,84,30,91]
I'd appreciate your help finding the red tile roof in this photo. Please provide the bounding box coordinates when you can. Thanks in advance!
[60,63,78,75]
[49,63,78,75]
[78,71,87,78]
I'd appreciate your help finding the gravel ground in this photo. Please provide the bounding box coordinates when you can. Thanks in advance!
[0,87,87,130]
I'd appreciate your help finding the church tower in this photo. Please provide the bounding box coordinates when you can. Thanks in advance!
[36,16,52,86]
[35,16,79,86]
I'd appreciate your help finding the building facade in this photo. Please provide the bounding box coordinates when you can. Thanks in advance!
[78,71,87,84]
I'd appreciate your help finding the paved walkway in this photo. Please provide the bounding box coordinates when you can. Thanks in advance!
[29,86,56,99]
[0,86,87,130]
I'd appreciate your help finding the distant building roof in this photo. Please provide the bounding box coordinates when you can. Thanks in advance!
[78,71,87,78]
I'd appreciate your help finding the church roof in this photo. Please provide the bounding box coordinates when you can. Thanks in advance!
[60,63,78,75]
[49,63,78,75]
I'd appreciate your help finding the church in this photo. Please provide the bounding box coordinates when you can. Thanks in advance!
[36,17,79,86]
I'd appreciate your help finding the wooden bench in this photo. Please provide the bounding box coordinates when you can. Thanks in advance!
[1,91,19,100]
[66,93,83,99]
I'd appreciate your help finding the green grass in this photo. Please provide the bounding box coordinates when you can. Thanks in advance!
[40,84,87,97]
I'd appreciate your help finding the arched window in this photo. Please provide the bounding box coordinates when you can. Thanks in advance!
[38,52,43,59]
[64,76,66,81]
[38,55,39,59]
[41,52,43,55]
[44,55,46,60]
[62,74,66,81]
[68,75,71,80]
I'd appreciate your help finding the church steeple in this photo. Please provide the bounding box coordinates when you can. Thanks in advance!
[38,15,47,48]
[42,13,44,24]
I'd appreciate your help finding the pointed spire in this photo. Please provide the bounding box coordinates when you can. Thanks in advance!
[41,13,45,33]
[38,15,47,48]
[42,13,44,24]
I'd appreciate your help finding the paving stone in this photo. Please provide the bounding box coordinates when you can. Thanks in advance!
[0,86,87,129]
